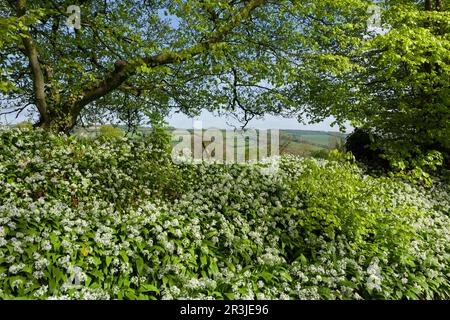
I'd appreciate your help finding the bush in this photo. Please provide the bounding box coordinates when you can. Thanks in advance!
[0,128,182,207]
[0,129,449,300]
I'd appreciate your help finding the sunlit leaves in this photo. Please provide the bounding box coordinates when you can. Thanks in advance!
[0,129,449,299]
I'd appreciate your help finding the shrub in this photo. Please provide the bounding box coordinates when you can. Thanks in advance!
[346,128,448,185]
[98,125,125,139]
[14,122,33,130]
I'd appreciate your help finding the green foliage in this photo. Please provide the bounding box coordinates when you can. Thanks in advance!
[0,0,375,131]
[310,149,329,159]
[98,125,125,139]
[0,8,46,93]
[0,129,449,300]
[0,127,181,208]
[303,2,450,166]
[326,149,356,163]
[310,149,356,163]
[345,128,389,169]
[1,1,447,177]
[345,127,447,186]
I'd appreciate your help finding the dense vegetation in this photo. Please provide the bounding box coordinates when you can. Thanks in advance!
[1,128,449,300]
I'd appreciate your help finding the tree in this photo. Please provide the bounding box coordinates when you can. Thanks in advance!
[297,0,449,163]
[0,0,371,132]
[2,0,447,168]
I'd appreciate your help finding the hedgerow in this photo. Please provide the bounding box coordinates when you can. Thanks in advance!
[0,128,449,300]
